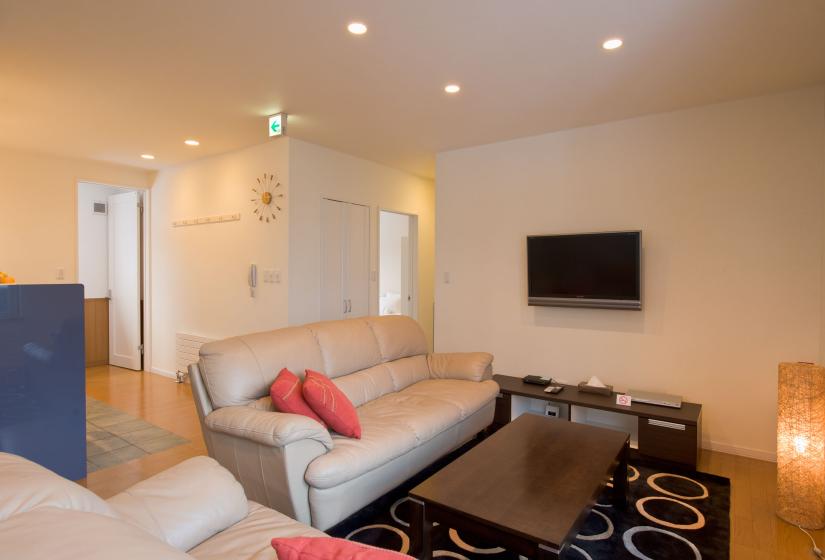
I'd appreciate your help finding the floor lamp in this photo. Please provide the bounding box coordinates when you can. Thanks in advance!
[777,362,825,532]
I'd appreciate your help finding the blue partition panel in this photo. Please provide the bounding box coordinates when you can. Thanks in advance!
[0,284,86,480]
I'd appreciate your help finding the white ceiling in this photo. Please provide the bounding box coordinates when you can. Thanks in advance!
[1,0,823,179]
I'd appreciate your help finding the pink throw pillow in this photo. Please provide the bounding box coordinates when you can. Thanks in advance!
[270,368,327,427]
[302,370,362,438]
[271,536,413,559]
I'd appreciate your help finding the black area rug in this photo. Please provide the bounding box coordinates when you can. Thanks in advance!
[328,442,730,559]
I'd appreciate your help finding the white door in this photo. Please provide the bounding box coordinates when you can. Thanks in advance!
[108,190,142,370]
[345,203,370,317]
[320,199,370,320]
[320,199,346,320]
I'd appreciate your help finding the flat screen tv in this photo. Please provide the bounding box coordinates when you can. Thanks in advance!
[527,231,641,310]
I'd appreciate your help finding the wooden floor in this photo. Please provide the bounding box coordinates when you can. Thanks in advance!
[84,365,822,558]
[82,365,206,498]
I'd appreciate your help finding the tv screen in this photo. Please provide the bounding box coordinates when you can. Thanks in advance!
[527,231,641,310]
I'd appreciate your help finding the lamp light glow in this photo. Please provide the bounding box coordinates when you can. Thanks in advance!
[777,362,825,529]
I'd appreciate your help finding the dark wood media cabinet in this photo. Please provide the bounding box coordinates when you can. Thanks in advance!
[492,374,703,468]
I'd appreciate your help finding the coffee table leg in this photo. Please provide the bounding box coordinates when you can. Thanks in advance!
[613,440,629,509]
[408,498,432,560]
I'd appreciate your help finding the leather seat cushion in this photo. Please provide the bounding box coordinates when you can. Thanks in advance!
[0,508,191,560]
[304,379,499,489]
[188,501,325,560]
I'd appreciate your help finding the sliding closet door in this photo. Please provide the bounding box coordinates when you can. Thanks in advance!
[345,202,370,317]
[320,198,370,321]
[320,199,345,320]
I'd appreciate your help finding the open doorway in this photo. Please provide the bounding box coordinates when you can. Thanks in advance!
[378,210,418,318]
[77,182,145,371]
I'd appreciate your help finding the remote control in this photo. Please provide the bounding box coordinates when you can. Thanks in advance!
[523,375,552,386]
[544,386,564,394]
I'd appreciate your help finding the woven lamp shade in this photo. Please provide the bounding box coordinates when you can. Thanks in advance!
[777,362,825,529]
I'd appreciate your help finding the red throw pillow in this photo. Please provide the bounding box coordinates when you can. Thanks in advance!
[271,536,412,559]
[270,368,327,427]
[302,370,362,438]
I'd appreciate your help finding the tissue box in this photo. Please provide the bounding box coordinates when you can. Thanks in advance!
[577,382,613,396]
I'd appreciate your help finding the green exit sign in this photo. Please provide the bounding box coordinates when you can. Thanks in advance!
[269,113,287,137]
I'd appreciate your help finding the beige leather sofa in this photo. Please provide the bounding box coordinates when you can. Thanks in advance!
[189,315,497,531]
[0,452,324,560]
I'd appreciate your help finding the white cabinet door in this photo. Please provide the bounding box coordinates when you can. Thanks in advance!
[108,190,142,370]
[345,202,370,318]
[320,198,345,320]
[320,199,370,320]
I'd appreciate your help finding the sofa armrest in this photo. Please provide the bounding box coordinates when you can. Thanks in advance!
[427,352,494,382]
[107,456,248,551]
[204,406,334,451]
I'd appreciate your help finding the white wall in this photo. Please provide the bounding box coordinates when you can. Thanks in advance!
[435,87,825,461]
[149,140,291,376]
[77,182,125,298]
[379,211,410,297]
[0,147,154,285]
[288,138,435,348]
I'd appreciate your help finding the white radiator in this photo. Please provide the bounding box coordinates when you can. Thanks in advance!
[175,333,214,382]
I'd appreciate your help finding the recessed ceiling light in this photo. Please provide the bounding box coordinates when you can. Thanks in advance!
[444,84,461,94]
[184,139,200,146]
[347,22,367,35]
[602,38,623,50]
[140,154,155,160]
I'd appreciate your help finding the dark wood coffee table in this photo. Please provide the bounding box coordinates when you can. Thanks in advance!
[408,414,629,559]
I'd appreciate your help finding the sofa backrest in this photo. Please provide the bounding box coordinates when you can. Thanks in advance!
[198,315,429,408]
[0,452,115,523]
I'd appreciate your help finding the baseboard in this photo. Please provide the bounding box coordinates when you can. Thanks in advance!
[702,439,776,462]
[150,366,178,380]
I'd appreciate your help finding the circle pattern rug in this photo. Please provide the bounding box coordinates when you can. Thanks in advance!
[328,445,730,559]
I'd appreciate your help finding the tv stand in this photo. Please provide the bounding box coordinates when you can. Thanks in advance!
[492,374,702,468]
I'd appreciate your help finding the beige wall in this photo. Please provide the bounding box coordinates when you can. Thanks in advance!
[288,138,436,349]
[149,140,291,376]
[435,87,825,460]
[0,147,153,285]
[148,137,435,376]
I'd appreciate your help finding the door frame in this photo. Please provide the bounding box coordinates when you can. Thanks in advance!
[377,207,419,320]
[75,181,152,373]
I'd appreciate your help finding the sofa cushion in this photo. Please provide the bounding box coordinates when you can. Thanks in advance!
[107,456,249,552]
[394,379,500,420]
[0,452,115,523]
[303,379,499,489]
[199,327,325,408]
[332,356,430,408]
[333,363,395,408]
[304,370,362,438]
[365,316,427,363]
[307,319,383,378]
[270,368,327,426]
[272,536,413,559]
[188,501,326,560]
[384,355,430,393]
[0,508,191,560]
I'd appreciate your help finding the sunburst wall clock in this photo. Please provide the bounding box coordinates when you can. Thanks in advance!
[251,173,283,222]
